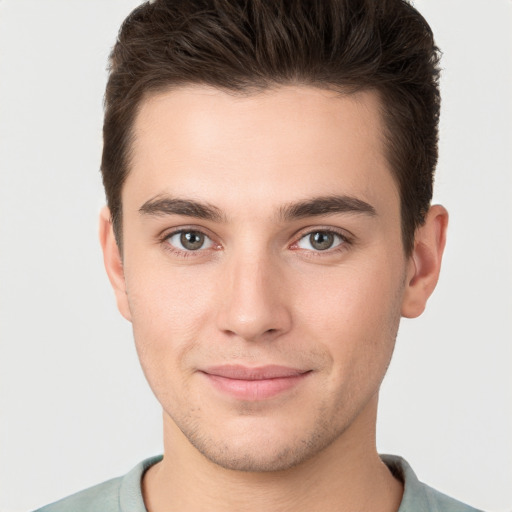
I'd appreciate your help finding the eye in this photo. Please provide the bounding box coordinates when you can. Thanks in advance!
[296,230,345,251]
[166,230,214,251]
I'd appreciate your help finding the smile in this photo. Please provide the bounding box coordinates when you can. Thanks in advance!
[200,365,312,400]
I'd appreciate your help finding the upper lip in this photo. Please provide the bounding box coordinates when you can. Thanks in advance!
[201,365,309,380]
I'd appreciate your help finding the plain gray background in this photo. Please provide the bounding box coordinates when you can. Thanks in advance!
[0,1,511,511]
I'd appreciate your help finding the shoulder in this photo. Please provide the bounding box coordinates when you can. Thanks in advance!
[381,454,484,512]
[32,455,163,512]
[421,483,483,512]
[33,477,122,512]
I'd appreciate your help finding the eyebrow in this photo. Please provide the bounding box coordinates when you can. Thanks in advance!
[139,194,376,222]
[139,196,225,222]
[278,195,377,220]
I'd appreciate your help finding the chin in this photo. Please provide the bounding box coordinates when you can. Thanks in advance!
[193,440,315,473]
[182,415,339,473]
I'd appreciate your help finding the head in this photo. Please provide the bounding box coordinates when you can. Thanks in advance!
[102,0,441,257]
[99,0,447,473]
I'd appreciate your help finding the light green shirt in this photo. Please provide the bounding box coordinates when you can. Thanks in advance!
[34,455,483,512]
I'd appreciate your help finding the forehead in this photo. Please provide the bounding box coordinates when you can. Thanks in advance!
[126,85,398,216]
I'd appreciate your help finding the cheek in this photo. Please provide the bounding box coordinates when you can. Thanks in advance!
[127,256,216,324]
[298,257,403,329]
[124,260,217,378]
[294,257,404,377]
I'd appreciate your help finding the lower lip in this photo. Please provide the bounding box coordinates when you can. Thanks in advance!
[203,373,310,400]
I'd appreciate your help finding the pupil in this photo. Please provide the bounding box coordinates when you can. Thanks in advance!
[310,232,333,250]
[181,231,204,250]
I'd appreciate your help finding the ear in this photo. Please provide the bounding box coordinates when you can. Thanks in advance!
[99,206,132,322]
[401,205,449,318]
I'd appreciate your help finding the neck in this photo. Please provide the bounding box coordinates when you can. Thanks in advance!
[143,395,403,512]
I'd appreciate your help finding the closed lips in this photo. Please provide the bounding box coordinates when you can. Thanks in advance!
[200,365,312,400]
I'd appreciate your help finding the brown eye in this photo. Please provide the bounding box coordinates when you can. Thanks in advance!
[167,230,213,251]
[180,231,204,250]
[310,232,334,250]
[296,230,345,251]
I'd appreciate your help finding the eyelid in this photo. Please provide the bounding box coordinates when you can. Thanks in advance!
[289,226,353,252]
[167,230,214,250]
[159,224,218,242]
[292,225,352,242]
[159,225,222,256]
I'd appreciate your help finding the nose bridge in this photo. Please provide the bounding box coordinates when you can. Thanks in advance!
[217,243,291,341]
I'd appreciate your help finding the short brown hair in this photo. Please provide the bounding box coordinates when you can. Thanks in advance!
[102,0,441,255]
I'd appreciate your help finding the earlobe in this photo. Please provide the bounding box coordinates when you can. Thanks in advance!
[99,206,132,322]
[401,205,449,318]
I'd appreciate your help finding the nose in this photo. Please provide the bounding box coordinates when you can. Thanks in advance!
[215,250,293,342]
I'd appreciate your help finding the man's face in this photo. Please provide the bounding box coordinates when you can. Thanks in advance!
[116,85,410,471]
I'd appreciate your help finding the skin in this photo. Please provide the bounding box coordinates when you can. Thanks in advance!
[100,85,448,512]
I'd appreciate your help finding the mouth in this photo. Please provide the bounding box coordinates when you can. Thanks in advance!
[200,365,312,400]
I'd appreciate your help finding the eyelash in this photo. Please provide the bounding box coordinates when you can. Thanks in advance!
[291,227,351,257]
[159,227,219,259]
[159,226,352,258]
